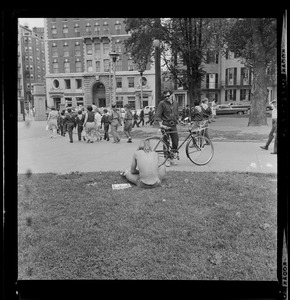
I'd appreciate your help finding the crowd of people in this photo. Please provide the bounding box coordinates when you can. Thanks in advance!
[46,103,156,144]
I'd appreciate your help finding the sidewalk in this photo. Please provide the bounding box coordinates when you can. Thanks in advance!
[17,119,277,175]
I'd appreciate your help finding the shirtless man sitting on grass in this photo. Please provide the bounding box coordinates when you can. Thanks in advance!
[121,139,166,188]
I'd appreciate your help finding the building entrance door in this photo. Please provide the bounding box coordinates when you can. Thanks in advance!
[93,82,106,107]
[54,98,61,110]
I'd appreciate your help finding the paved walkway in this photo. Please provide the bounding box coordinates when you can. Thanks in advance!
[18,119,277,175]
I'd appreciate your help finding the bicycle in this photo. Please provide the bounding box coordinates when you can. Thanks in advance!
[145,120,214,166]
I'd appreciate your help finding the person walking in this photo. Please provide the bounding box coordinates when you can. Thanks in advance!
[83,105,96,143]
[94,108,102,141]
[146,108,154,125]
[110,104,122,143]
[101,109,111,141]
[63,108,76,143]
[75,110,86,142]
[59,110,66,137]
[120,139,166,188]
[137,108,145,126]
[260,99,277,154]
[210,98,217,121]
[132,110,139,128]
[46,106,59,138]
[155,91,179,167]
[123,104,133,143]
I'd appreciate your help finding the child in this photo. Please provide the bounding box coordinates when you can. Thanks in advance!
[101,108,111,141]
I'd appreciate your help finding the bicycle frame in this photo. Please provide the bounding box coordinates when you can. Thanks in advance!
[161,121,209,156]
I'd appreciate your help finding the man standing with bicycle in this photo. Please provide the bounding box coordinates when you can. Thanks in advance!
[155,91,179,167]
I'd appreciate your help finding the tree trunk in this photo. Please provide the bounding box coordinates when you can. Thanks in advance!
[248,62,268,126]
[248,19,269,126]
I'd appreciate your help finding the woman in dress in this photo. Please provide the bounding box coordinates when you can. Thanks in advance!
[47,106,59,138]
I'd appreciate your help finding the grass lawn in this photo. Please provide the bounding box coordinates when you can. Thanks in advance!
[18,171,277,280]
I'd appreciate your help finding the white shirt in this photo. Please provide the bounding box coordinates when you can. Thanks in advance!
[94,112,102,126]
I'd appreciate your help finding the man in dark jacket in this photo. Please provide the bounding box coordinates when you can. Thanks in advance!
[155,91,179,167]
[137,108,145,126]
[63,108,76,143]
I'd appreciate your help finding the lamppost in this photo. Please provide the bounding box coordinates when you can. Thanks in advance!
[153,39,161,108]
[109,52,119,107]
[138,67,145,109]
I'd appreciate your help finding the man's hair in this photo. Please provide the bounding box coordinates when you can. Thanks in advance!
[137,139,152,153]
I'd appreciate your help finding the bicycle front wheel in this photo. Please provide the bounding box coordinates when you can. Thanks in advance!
[145,137,170,167]
[186,136,214,166]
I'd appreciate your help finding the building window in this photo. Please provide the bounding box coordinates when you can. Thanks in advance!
[86,23,92,36]
[63,25,68,38]
[116,77,122,88]
[87,60,93,72]
[206,73,218,89]
[65,97,72,107]
[53,79,60,88]
[128,77,134,88]
[103,59,110,72]
[75,61,82,73]
[240,89,251,101]
[240,68,251,85]
[94,42,101,57]
[115,21,121,35]
[75,44,81,56]
[128,97,136,110]
[225,89,236,101]
[76,97,84,106]
[115,40,122,53]
[103,22,109,35]
[29,56,33,62]
[76,79,82,89]
[64,61,70,73]
[63,44,69,57]
[116,59,122,71]
[74,24,80,37]
[128,59,135,71]
[51,26,57,38]
[226,68,237,85]
[95,61,100,72]
[116,100,123,108]
[25,56,29,61]
[86,42,93,55]
[103,42,110,55]
[94,23,100,35]
[64,79,71,89]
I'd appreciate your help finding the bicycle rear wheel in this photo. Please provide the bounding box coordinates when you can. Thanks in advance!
[186,136,214,165]
[145,137,170,167]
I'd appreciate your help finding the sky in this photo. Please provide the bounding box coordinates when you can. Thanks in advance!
[18,18,44,28]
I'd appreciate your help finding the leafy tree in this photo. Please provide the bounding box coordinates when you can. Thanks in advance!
[225,18,277,126]
[124,18,223,106]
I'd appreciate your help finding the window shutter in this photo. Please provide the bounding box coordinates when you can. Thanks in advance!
[234,68,237,85]
[206,74,209,88]
[215,73,218,88]
[226,69,228,85]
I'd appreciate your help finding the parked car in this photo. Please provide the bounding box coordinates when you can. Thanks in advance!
[228,102,251,111]
[143,106,155,115]
[216,104,248,115]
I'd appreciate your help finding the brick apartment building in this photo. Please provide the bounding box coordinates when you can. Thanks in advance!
[18,23,46,118]
[44,18,156,110]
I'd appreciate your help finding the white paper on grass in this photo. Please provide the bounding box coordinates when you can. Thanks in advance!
[112,183,131,190]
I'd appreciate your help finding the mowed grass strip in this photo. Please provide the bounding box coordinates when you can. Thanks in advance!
[18,171,277,280]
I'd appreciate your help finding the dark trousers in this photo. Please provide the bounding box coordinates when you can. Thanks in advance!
[103,123,110,140]
[138,117,144,126]
[132,120,139,128]
[67,123,75,142]
[163,125,179,152]
[77,125,83,141]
